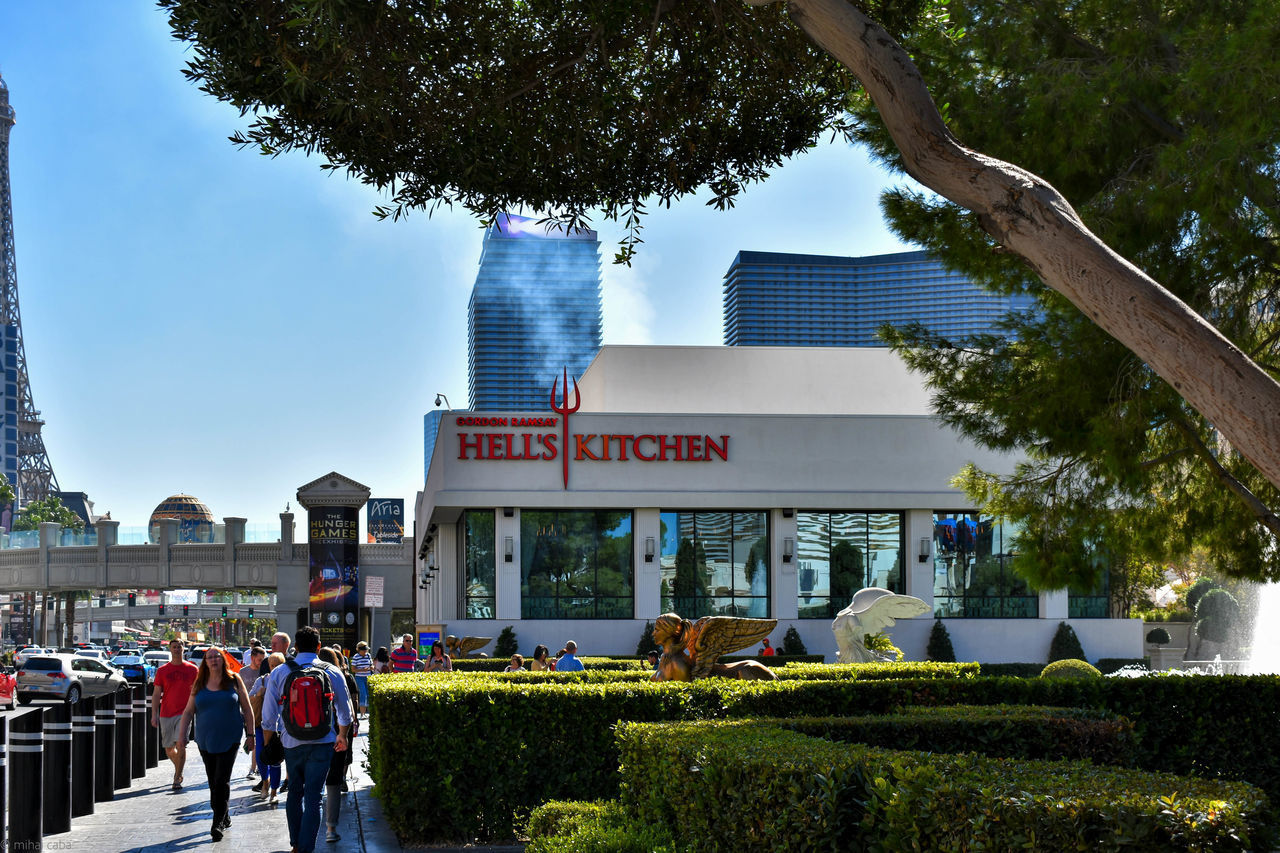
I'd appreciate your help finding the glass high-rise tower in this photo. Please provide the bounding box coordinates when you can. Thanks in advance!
[467,214,602,411]
[723,249,1035,346]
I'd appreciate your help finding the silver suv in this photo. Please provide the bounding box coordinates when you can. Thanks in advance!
[16,654,130,705]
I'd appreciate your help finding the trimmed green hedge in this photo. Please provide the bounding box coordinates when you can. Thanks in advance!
[527,800,673,853]
[368,672,1280,843]
[979,662,1048,678]
[451,656,646,672]
[775,661,979,680]
[618,721,1274,852]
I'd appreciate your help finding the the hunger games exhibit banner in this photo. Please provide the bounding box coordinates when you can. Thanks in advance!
[308,506,360,651]
[366,498,404,543]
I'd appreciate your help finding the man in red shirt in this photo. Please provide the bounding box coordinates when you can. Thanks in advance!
[760,638,776,656]
[389,633,418,672]
[151,637,200,790]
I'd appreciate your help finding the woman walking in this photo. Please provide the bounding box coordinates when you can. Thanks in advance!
[372,646,392,674]
[249,651,287,802]
[349,641,372,716]
[317,647,360,843]
[178,646,254,842]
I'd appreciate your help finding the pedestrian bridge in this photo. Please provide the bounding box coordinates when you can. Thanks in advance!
[0,514,414,594]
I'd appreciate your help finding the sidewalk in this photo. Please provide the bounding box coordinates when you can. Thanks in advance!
[50,722,403,853]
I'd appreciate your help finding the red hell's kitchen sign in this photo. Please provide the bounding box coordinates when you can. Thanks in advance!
[456,369,730,488]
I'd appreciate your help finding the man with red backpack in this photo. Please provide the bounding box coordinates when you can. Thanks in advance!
[261,626,353,853]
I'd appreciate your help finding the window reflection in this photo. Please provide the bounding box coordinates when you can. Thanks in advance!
[932,512,1036,618]
[659,511,769,618]
[462,510,496,619]
[797,511,903,618]
[519,510,633,619]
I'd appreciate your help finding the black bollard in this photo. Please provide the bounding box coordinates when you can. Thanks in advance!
[131,684,146,779]
[9,707,45,849]
[94,693,115,802]
[43,701,73,835]
[0,713,7,849]
[72,695,96,817]
[145,683,159,768]
[114,689,133,790]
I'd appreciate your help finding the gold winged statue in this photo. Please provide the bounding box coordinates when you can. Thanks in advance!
[444,635,493,659]
[650,612,778,681]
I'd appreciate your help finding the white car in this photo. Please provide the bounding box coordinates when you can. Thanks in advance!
[14,647,54,667]
[74,649,112,663]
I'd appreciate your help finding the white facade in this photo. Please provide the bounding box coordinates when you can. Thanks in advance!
[415,346,1142,663]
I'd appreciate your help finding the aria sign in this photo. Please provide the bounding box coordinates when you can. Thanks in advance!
[455,369,730,488]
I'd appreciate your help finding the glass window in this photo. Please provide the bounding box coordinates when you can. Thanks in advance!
[797,511,903,618]
[462,510,496,619]
[932,512,1036,618]
[520,510,633,619]
[1069,548,1111,618]
[660,511,769,618]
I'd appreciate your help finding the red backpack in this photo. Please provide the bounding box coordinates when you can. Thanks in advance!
[280,659,334,740]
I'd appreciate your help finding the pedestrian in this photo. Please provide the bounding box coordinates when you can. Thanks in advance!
[503,653,524,672]
[239,646,268,779]
[389,633,418,672]
[261,626,353,853]
[150,637,199,791]
[530,644,552,671]
[372,646,391,674]
[760,638,776,657]
[646,649,661,670]
[242,639,262,667]
[349,641,372,716]
[250,651,287,801]
[270,631,292,657]
[177,645,255,842]
[557,640,585,672]
[423,640,453,672]
[317,647,359,843]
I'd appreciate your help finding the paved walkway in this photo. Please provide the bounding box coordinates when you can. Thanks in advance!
[48,721,404,853]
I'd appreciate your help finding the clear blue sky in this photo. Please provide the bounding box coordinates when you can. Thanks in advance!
[1,2,912,530]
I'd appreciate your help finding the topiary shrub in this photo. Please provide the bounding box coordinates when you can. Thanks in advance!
[1146,627,1171,646]
[635,620,656,656]
[1048,621,1086,663]
[495,625,519,658]
[1195,587,1240,645]
[1040,659,1102,679]
[781,625,807,655]
[927,617,956,662]
[1185,577,1219,613]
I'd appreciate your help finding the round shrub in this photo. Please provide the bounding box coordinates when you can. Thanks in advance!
[1185,577,1219,613]
[1195,587,1240,644]
[1145,627,1171,646]
[1040,659,1101,680]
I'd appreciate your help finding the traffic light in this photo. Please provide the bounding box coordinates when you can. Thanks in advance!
[182,604,190,616]
[159,603,166,615]
[221,606,228,618]
[247,607,255,619]
[127,592,136,607]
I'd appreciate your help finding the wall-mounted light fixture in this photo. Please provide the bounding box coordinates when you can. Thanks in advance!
[782,537,794,563]
[503,507,514,518]
[782,508,794,519]
[918,537,931,563]
[644,537,655,563]
[504,536,514,562]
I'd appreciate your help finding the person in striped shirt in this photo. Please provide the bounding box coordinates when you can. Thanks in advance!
[389,634,418,672]
[349,641,373,716]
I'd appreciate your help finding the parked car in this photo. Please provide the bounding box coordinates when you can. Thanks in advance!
[16,654,129,705]
[0,668,15,707]
[110,654,157,687]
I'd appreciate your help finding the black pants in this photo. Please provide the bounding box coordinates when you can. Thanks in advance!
[199,745,239,829]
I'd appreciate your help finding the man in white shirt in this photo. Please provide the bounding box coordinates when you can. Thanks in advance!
[261,626,352,853]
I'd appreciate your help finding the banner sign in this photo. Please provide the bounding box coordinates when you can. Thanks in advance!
[308,506,360,652]
[366,499,404,543]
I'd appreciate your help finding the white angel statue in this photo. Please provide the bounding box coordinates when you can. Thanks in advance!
[831,588,931,663]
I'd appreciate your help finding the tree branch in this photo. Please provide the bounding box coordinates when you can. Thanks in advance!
[747,0,1280,493]
[1171,416,1280,539]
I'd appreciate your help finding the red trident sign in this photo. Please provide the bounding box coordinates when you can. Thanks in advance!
[550,367,581,489]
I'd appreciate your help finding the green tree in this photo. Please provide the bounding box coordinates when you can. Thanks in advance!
[14,493,86,647]
[864,0,1280,585]
[495,625,519,658]
[926,617,956,662]
[161,0,1280,498]
[1194,588,1240,647]
[1048,622,1085,663]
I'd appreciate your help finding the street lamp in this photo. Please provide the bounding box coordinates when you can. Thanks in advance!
[434,393,451,409]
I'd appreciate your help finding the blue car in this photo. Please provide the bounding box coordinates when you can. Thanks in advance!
[109,654,156,686]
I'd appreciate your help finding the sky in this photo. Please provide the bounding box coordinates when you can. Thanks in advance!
[0,2,913,531]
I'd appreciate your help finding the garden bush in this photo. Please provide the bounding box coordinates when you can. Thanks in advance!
[367,670,1280,843]
[618,721,1274,852]
[780,625,806,655]
[450,656,645,673]
[1049,621,1086,662]
[1196,587,1240,644]
[1042,659,1102,679]
[927,616,956,662]
[978,662,1045,678]
[775,661,978,680]
[527,801,673,853]
[1146,627,1172,645]
[494,625,519,658]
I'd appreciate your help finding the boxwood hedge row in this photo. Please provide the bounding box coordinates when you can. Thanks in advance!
[617,721,1273,852]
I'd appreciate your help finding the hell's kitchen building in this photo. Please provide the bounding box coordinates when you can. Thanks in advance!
[415,346,1141,662]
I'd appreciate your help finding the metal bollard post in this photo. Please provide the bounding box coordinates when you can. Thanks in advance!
[43,701,73,835]
[9,707,45,848]
[114,689,133,790]
[0,713,7,849]
[94,693,116,802]
[72,695,96,817]
[145,683,160,768]
[131,684,147,779]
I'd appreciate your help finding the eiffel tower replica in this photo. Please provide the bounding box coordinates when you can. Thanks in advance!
[1,72,60,507]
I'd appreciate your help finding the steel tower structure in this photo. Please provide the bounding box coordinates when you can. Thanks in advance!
[0,72,59,506]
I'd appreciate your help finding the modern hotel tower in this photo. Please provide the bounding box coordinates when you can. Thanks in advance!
[467,214,603,411]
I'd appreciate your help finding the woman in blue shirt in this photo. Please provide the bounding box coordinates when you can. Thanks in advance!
[178,646,255,842]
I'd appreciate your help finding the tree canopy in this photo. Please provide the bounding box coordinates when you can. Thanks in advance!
[14,494,85,532]
[160,0,1280,526]
[864,0,1280,582]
